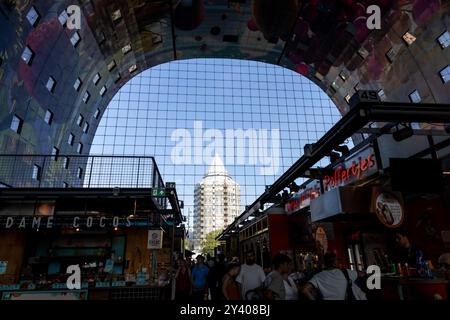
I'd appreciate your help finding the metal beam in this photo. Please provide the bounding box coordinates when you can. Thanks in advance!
[168,0,178,60]
[219,102,450,238]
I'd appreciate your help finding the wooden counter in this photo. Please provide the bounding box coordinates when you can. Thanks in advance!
[377,276,448,300]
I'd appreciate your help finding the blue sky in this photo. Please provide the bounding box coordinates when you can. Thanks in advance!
[91,58,344,234]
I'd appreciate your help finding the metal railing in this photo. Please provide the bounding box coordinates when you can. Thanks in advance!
[0,154,165,190]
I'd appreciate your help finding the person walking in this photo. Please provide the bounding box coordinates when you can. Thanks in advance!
[191,255,210,301]
[174,259,192,300]
[221,263,241,300]
[236,252,266,300]
[208,253,228,301]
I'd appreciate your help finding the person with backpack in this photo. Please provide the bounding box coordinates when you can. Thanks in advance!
[302,252,367,300]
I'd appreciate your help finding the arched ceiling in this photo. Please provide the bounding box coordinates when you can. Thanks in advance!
[0,0,449,156]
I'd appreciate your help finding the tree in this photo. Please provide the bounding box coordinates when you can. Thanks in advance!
[200,229,223,256]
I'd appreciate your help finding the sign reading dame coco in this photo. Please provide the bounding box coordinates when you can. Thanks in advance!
[147,229,163,249]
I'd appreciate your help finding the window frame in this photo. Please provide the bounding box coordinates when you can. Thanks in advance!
[10,115,24,134]
[44,109,54,125]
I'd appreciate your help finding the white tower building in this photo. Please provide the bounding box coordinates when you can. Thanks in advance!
[193,154,241,253]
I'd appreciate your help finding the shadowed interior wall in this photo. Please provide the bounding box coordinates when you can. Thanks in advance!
[0,0,449,162]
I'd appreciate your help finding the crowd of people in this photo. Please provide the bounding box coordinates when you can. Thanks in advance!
[173,251,372,301]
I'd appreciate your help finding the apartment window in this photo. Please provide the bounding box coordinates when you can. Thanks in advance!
[58,10,68,26]
[82,91,90,104]
[77,167,83,179]
[83,122,90,134]
[63,157,70,169]
[32,164,41,181]
[94,108,101,119]
[114,73,122,83]
[314,72,324,81]
[26,6,40,27]
[331,81,339,92]
[68,133,75,146]
[46,76,56,92]
[112,9,122,22]
[107,60,116,71]
[21,46,34,65]
[129,64,137,74]
[44,109,54,125]
[402,32,416,46]
[122,44,132,55]
[70,32,81,47]
[437,31,450,49]
[51,147,59,161]
[93,73,101,85]
[10,115,23,134]
[344,94,351,104]
[386,48,397,63]
[77,142,83,154]
[77,114,84,127]
[439,65,450,84]
[63,182,69,188]
[96,30,106,44]
[99,86,107,96]
[357,47,369,59]
[74,77,82,91]
[339,70,349,82]
[409,90,421,103]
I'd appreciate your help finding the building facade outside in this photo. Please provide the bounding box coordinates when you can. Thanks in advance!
[193,154,240,253]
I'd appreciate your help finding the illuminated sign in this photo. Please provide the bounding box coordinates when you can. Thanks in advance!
[323,146,377,191]
[285,181,321,214]
[0,215,152,230]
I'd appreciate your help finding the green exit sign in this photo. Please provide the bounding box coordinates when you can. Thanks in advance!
[152,188,166,197]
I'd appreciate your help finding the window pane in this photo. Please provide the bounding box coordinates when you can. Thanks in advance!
[58,10,68,25]
[32,164,41,180]
[93,73,101,85]
[83,92,90,103]
[68,133,75,145]
[437,31,450,49]
[10,115,23,133]
[439,65,450,83]
[77,114,84,126]
[409,90,421,103]
[70,32,81,47]
[21,46,34,65]
[46,77,55,92]
[74,78,82,91]
[26,6,40,26]
[44,110,53,125]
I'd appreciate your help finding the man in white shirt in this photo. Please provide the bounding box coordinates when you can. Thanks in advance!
[302,252,367,300]
[236,252,266,299]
